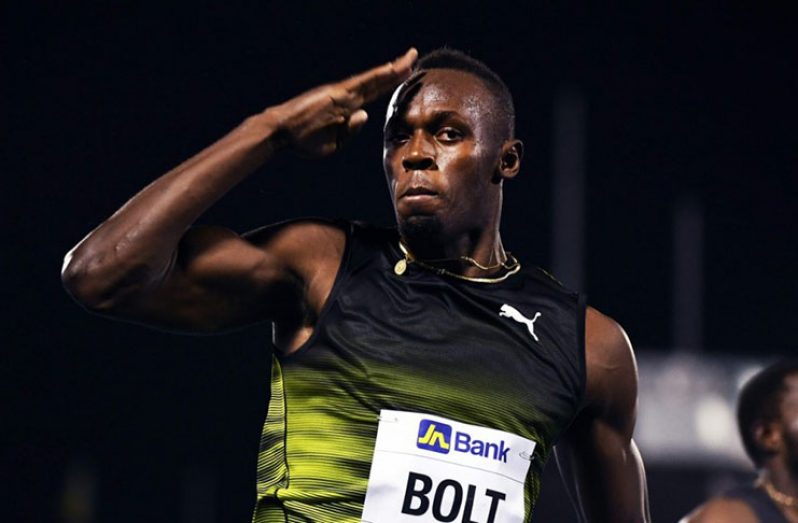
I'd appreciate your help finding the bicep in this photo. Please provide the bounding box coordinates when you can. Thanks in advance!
[110,225,292,332]
[110,220,346,333]
[555,307,649,522]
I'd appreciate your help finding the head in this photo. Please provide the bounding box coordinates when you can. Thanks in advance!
[737,360,798,473]
[382,48,523,247]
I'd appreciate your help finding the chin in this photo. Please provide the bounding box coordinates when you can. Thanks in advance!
[397,215,442,242]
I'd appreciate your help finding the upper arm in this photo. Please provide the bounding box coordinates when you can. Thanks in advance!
[679,497,759,523]
[582,307,638,436]
[555,306,650,522]
[96,219,346,333]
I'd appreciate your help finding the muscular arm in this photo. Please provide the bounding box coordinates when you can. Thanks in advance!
[62,49,417,333]
[555,307,651,522]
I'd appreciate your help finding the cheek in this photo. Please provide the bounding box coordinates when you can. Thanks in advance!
[439,145,493,187]
[382,148,392,174]
[383,152,400,193]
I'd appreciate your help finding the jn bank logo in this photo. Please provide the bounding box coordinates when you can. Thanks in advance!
[417,419,452,454]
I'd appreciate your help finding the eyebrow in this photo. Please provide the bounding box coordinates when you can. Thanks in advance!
[427,111,464,127]
[386,110,468,132]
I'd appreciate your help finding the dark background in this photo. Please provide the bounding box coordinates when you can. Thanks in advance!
[3,2,796,522]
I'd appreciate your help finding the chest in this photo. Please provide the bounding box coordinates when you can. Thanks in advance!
[329,268,573,372]
[298,268,577,429]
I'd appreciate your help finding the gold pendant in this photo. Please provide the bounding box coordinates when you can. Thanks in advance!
[394,258,407,275]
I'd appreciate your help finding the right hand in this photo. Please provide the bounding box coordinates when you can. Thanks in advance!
[267,48,418,157]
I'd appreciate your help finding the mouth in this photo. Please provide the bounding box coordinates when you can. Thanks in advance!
[400,186,439,199]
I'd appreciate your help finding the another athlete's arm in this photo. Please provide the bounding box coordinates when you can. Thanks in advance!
[555,307,651,522]
[62,49,417,333]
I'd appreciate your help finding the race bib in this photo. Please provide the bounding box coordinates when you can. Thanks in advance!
[361,410,536,523]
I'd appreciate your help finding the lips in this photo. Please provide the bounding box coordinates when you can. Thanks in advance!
[401,186,439,198]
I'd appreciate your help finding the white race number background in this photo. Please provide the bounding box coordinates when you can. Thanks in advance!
[362,410,536,523]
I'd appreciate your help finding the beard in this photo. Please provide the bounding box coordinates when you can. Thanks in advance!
[397,214,443,245]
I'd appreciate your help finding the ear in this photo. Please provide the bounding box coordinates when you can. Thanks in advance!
[496,139,524,181]
[754,420,784,459]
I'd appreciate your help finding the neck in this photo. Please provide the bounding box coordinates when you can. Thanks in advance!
[764,464,798,499]
[760,468,798,522]
[400,226,508,278]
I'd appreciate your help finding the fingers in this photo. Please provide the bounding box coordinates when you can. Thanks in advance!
[340,47,418,104]
[282,49,417,157]
[334,110,369,152]
[347,109,368,135]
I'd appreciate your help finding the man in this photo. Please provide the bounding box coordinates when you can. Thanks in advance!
[681,360,798,523]
[62,47,650,522]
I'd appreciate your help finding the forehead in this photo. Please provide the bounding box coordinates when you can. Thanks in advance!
[385,68,494,126]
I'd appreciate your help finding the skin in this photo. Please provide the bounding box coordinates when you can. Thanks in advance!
[62,49,649,521]
[383,69,521,271]
[681,374,798,523]
[557,307,651,523]
[62,49,419,350]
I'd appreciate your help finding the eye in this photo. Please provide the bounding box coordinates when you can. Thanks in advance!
[436,127,464,143]
[385,132,410,145]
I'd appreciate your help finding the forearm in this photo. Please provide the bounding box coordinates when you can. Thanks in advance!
[62,111,281,307]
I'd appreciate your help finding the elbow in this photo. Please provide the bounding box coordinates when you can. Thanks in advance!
[61,247,150,312]
[61,250,112,311]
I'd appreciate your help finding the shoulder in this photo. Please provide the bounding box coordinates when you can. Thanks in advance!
[583,307,638,426]
[585,306,632,359]
[244,218,352,319]
[243,218,347,273]
[679,496,759,523]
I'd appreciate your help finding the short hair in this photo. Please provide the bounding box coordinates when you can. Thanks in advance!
[737,360,798,466]
[415,48,516,140]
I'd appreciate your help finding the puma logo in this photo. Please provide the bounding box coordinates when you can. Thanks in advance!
[499,304,542,342]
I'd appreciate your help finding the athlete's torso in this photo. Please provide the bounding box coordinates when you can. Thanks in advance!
[252,222,586,522]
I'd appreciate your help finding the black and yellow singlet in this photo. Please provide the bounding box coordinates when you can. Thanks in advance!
[252,222,586,522]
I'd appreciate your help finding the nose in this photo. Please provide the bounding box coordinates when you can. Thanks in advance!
[401,133,435,171]
[402,154,434,171]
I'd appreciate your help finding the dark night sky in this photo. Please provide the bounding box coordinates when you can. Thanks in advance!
[3,2,796,522]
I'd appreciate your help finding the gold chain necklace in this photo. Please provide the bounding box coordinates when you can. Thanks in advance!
[394,241,521,283]
[759,478,798,509]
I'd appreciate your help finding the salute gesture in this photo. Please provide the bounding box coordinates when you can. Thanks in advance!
[62,48,417,332]
[270,48,418,157]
